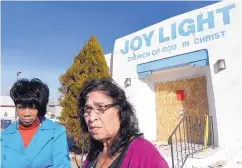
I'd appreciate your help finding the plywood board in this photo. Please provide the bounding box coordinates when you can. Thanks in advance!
[155,76,209,141]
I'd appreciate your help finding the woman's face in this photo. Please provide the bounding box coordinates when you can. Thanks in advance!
[83,91,120,142]
[16,104,38,126]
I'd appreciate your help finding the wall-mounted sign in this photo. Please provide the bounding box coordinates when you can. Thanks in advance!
[118,4,236,62]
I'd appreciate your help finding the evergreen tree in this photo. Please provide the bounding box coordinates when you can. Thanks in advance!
[58,36,110,151]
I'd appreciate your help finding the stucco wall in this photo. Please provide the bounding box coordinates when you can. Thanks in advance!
[111,1,242,147]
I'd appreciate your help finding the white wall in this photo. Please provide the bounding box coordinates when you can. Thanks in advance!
[121,66,217,142]
[112,0,242,147]
[0,107,15,119]
[104,53,112,74]
[1,96,14,106]
[54,105,63,117]
[0,96,64,120]
[0,96,15,119]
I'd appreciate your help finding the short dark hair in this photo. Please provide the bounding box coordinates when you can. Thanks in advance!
[78,77,143,161]
[10,78,49,117]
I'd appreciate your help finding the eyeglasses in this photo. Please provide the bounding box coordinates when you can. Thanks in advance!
[16,104,37,111]
[80,103,117,118]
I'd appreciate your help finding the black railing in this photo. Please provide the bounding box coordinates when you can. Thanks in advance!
[168,115,215,168]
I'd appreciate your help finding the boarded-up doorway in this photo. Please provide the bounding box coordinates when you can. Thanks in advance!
[155,76,209,141]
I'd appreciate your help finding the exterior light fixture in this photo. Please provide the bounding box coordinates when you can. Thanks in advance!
[124,78,131,88]
[214,59,226,74]
[216,59,226,71]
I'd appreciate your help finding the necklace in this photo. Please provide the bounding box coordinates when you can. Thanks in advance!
[93,153,109,168]
[99,156,109,168]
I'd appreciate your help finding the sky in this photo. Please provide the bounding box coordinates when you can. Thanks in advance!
[1,1,218,101]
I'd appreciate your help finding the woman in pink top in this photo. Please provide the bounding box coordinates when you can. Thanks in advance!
[78,78,168,168]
